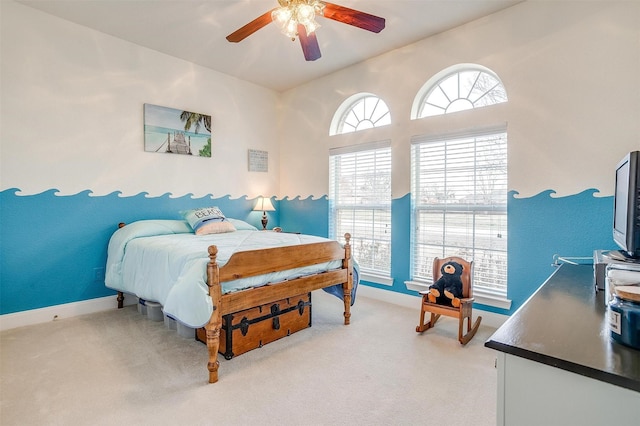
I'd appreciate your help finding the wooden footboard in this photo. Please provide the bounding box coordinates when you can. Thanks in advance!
[204,233,353,383]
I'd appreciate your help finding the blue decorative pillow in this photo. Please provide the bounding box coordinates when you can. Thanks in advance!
[182,207,226,232]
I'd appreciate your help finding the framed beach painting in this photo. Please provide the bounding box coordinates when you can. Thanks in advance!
[144,104,212,157]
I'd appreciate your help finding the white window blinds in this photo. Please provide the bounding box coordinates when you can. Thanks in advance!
[411,128,508,298]
[329,141,392,278]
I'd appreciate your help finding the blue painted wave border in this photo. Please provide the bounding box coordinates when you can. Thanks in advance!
[0,188,615,315]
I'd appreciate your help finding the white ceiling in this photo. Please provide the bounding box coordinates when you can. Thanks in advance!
[17,0,522,92]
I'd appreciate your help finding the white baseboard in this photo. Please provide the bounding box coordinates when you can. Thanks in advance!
[357,284,509,329]
[0,294,136,332]
[1,286,508,332]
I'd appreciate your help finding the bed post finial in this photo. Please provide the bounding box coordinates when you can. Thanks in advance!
[208,245,218,263]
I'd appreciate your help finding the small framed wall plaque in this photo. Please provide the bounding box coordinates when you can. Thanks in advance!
[248,149,268,172]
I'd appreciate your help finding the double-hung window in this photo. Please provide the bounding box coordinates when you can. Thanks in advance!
[411,128,509,307]
[329,141,392,284]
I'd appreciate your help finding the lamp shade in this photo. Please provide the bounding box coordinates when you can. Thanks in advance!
[253,197,275,212]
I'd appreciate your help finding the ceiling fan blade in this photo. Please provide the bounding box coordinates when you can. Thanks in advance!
[226,9,275,43]
[320,2,385,33]
[297,24,321,61]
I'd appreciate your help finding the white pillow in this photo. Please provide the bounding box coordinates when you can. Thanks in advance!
[195,220,236,235]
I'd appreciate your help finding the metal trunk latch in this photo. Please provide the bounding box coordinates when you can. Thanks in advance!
[271,304,281,330]
[240,317,250,336]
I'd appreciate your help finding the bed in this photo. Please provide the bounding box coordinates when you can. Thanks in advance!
[105,214,356,383]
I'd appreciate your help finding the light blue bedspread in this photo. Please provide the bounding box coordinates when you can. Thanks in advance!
[105,220,358,328]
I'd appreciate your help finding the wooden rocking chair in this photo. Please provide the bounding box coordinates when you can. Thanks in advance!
[415,256,482,345]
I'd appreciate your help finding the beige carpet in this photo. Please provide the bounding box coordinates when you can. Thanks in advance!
[1,291,497,426]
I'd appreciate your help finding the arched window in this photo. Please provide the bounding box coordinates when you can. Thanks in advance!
[328,93,393,285]
[409,64,510,309]
[411,64,507,119]
[330,93,391,135]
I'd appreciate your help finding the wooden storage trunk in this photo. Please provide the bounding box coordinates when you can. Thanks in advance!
[197,292,312,359]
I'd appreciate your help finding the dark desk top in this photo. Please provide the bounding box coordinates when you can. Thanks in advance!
[485,264,640,393]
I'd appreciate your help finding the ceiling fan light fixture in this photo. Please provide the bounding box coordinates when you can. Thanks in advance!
[303,20,320,35]
[296,4,316,22]
[284,20,298,39]
[272,0,324,39]
[271,7,292,26]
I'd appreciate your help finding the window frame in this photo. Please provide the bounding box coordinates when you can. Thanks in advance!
[329,140,393,285]
[330,93,391,136]
[411,64,508,120]
[410,126,511,309]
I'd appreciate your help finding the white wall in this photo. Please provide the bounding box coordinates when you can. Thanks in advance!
[5,1,638,200]
[0,0,280,199]
[277,1,640,199]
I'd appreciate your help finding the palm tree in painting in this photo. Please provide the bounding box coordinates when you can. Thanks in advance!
[180,111,211,134]
[199,138,212,157]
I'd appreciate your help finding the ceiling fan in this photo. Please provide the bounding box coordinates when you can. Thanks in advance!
[226,0,385,61]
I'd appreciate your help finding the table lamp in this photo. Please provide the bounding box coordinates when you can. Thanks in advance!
[253,197,275,230]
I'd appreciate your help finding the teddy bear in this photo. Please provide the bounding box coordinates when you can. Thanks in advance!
[428,260,464,307]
